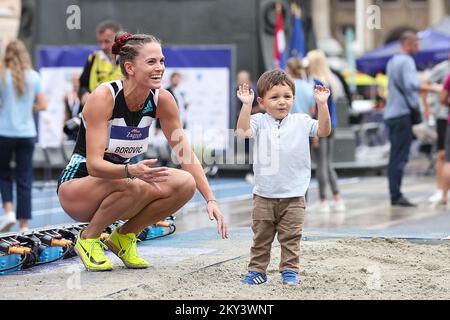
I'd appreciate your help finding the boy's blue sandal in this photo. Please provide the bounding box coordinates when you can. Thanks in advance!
[240,271,268,285]
[281,270,300,285]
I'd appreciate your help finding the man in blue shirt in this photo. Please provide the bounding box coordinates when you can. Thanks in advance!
[384,31,441,206]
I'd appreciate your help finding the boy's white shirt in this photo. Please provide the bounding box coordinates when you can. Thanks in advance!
[249,112,318,198]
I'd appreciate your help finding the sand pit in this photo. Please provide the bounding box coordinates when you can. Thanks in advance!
[1,230,449,300]
[108,238,450,300]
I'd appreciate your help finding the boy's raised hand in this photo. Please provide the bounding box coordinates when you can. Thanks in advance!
[237,83,255,105]
[314,85,331,105]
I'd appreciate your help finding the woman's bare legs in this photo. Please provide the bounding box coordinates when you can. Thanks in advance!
[441,162,450,204]
[58,168,196,238]
[2,201,13,213]
[120,171,196,234]
[436,150,445,190]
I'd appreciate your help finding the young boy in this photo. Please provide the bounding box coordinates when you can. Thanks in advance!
[236,69,331,285]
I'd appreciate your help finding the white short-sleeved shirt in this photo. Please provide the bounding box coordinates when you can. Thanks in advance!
[250,112,318,198]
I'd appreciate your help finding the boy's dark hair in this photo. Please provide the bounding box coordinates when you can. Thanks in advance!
[256,69,295,98]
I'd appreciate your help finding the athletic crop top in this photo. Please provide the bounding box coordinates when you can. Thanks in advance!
[72,80,158,164]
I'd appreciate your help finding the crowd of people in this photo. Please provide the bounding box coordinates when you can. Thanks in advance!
[0,22,449,284]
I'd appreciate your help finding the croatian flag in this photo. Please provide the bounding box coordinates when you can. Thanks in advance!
[288,3,306,58]
[274,2,286,69]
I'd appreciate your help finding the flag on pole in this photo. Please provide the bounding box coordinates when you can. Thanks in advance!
[274,2,286,69]
[288,3,306,58]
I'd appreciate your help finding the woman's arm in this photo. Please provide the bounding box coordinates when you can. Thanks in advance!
[33,92,48,112]
[440,88,449,106]
[157,89,228,238]
[420,80,431,119]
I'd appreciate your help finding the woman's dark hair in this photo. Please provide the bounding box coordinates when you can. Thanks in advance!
[112,32,161,77]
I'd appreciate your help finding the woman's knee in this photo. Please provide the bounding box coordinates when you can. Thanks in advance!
[184,172,196,198]
[173,170,196,199]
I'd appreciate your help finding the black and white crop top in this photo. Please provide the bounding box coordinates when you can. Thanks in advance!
[72,80,158,164]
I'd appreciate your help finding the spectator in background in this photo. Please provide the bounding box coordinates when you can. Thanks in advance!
[78,20,123,106]
[438,71,450,206]
[165,71,189,129]
[307,49,346,213]
[63,72,81,141]
[0,39,47,233]
[384,31,441,207]
[421,57,450,204]
[286,57,315,115]
[359,91,388,147]
[235,70,261,120]
[330,67,353,109]
[153,71,189,166]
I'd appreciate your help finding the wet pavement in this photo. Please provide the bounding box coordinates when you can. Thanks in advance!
[1,158,449,239]
[175,174,450,239]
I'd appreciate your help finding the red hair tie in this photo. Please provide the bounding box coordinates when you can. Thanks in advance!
[112,32,132,55]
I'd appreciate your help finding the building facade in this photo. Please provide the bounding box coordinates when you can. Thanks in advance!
[313,0,449,53]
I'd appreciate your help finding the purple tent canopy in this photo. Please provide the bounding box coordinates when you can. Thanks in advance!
[356,29,450,76]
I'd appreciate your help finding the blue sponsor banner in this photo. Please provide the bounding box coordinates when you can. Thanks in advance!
[163,47,232,68]
[37,45,233,149]
[37,45,98,68]
[38,45,232,69]
[110,125,150,141]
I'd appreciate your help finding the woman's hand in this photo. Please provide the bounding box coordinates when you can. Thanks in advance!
[237,83,255,105]
[129,159,169,188]
[207,200,228,239]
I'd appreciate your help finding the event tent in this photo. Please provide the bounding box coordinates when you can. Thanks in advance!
[356,19,450,76]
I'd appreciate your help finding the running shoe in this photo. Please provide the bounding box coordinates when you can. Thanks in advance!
[428,190,443,203]
[281,269,300,286]
[0,211,16,232]
[105,228,150,269]
[431,199,447,209]
[74,230,113,272]
[317,201,331,213]
[240,271,267,285]
[332,200,346,212]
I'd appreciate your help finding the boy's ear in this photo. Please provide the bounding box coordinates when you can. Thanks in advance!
[257,97,265,109]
